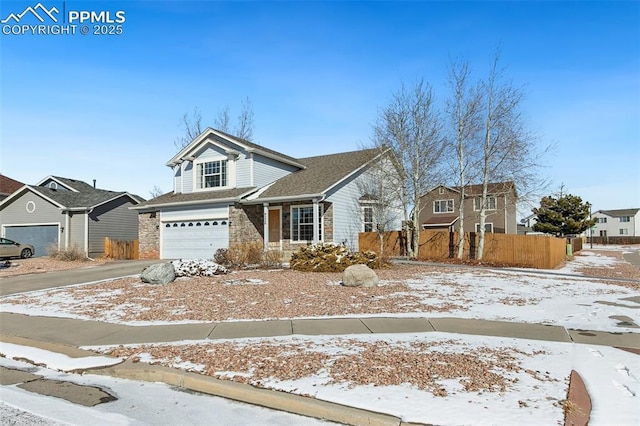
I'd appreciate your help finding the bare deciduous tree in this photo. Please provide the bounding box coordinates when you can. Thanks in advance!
[214,106,231,133]
[174,107,203,150]
[475,51,549,259]
[372,80,446,257]
[353,147,405,258]
[234,97,255,141]
[446,60,483,258]
[174,98,255,150]
[149,185,163,199]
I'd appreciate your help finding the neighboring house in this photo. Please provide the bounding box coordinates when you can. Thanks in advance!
[591,208,640,237]
[0,176,143,257]
[133,128,403,259]
[517,213,544,235]
[0,175,24,201]
[418,182,517,234]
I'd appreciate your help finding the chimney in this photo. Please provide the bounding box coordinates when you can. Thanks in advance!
[93,179,96,188]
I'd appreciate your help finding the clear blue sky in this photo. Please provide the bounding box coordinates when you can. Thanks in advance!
[1,1,638,215]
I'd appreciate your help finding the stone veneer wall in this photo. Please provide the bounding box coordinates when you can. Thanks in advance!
[138,211,160,259]
[229,204,263,246]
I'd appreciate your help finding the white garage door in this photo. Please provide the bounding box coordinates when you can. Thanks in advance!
[162,219,229,259]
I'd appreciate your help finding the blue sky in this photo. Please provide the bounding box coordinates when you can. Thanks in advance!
[1,1,638,215]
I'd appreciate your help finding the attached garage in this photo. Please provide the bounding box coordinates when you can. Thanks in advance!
[162,219,229,259]
[4,224,59,257]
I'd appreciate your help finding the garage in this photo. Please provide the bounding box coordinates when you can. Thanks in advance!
[4,225,59,257]
[162,219,229,259]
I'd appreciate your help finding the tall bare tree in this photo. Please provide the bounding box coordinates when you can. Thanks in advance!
[174,107,203,149]
[354,147,405,258]
[234,97,255,141]
[446,60,483,258]
[475,51,548,259]
[372,80,446,258]
[174,98,255,150]
[213,106,231,133]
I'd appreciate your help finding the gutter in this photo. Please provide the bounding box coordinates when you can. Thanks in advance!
[129,196,246,210]
[241,193,326,205]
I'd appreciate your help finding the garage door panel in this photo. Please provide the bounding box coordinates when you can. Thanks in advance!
[162,219,228,259]
[5,225,59,257]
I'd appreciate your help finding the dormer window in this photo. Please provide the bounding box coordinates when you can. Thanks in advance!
[197,160,227,189]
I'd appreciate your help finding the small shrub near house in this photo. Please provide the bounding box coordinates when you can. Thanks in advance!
[47,245,88,262]
[215,242,282,269]
[290,242,379,272]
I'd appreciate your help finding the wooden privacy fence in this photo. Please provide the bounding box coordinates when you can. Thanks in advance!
[359,230,568,269]
[104,237,139,260]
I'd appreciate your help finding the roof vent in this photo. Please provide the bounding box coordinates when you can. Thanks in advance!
[93,179,96,188]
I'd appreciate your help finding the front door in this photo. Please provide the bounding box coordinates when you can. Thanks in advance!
[268,208,281,246]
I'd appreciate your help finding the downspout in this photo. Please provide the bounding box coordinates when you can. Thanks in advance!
[85,208,92,258]
[263,203,269,251]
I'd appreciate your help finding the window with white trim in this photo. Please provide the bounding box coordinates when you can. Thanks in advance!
[291,205,322,242]
[434,199,454,213]
[620,228,629,235]
[474,196,496,211]
[197,160,227,189]
[620,216,630,222]
[363,206,374,232]
[598,217,607,223]
[475,223,493,233]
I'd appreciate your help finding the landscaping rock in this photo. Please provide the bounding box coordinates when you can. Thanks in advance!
[141,262,176,284]
[172,259,228,277]
[342,264,379,287]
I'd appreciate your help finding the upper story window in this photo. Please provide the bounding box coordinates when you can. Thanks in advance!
[598,217,607,223]
[197,160,227,189]
[474,196,497,211]
[620,216,630,222]
[434,199,454,213]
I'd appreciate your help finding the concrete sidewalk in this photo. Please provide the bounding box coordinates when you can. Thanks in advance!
[2,312,638,349]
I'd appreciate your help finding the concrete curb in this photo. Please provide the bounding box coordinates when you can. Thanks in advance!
[87,360,420,426]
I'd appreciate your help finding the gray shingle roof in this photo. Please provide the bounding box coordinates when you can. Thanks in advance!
[598,208,640,217]
[136,187,257,208]
[29,177,142,209]
[213,129,302,166]
[250,148,381,201]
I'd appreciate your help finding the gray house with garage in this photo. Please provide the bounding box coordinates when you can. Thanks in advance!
[0,176,143,258]
[133,128,403,260]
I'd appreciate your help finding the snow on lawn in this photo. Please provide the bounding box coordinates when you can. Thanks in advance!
[1,257,637,332]
[84,333,638,426]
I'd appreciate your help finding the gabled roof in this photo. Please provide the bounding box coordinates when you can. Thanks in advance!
[133,187,257,209]
[0,175,24,195]
[168,128,304,169]
[245,147,384,203]
[595,208,640,217]
[0,176,143,210]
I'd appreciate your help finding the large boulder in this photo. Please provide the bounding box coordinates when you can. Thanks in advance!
[141,262,176,284]
[342,264,379,288]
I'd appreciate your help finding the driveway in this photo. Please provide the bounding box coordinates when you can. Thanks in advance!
[0,260,158,296]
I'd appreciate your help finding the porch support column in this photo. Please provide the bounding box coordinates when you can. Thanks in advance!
[312,198,320,244]
[263,203,269,250]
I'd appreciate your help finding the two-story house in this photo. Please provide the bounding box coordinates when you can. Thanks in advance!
[418,182,517,234]
[134,128,403,259]
[591,208,640,237]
